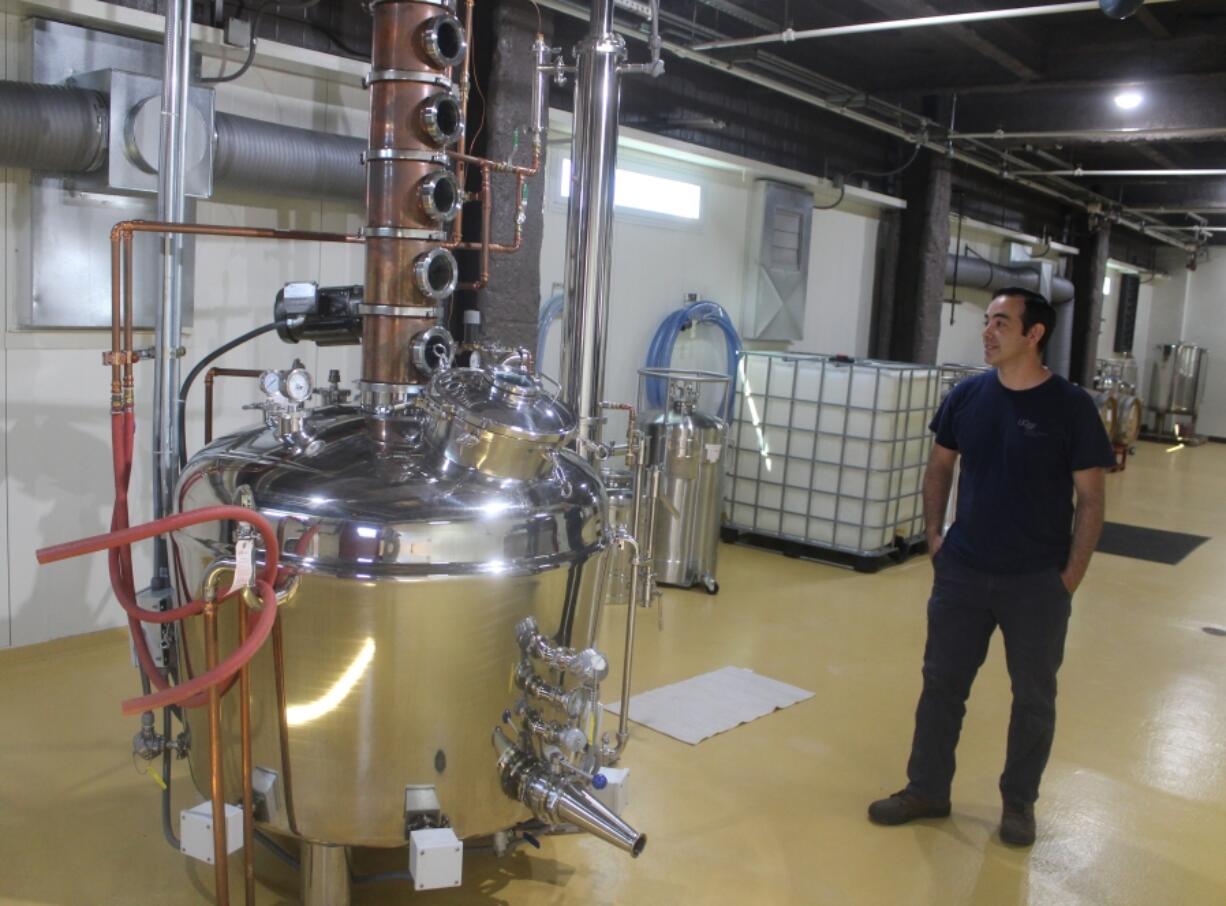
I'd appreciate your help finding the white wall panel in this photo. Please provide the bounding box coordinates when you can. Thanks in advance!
[802,209,879,357]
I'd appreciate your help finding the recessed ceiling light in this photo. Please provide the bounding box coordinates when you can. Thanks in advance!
[1114,91,1144,111]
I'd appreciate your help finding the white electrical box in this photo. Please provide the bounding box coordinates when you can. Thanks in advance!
[180,801,244,864]
[594,767,630,815]
[408,828,463,891]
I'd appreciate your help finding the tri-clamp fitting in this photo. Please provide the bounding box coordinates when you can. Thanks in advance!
[515,617,609,683]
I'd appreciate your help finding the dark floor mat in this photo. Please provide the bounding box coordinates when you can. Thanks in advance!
[1096,522,1209,565]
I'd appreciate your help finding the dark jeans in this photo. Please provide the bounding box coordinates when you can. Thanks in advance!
[905,549,1072,806]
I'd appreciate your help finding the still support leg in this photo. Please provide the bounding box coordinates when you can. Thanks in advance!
[301,842,351,906]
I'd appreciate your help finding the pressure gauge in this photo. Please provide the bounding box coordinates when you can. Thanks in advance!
[281,367,313,404]
[260,370,282,397]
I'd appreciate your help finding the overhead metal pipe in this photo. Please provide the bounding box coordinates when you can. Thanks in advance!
[952,127,1226,144]
[534,0,1195,253]
[0,82,107,172]
[689,0,1177,52]
[945,253,1074,303]
[561,0,626,453]
[152,0,193,582]
[1013,169,1226,177]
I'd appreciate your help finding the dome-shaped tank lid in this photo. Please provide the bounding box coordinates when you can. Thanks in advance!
[426,366,575,443]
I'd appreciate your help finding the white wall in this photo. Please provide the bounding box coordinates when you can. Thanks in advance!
[802,208,880,357]
[537,138,888,433]
[1178,248,1226,436]
[2,11,366,647]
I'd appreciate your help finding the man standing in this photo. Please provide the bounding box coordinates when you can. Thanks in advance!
[868,288,1116,846]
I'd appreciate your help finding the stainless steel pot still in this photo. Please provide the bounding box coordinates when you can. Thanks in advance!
[172,362,642,854]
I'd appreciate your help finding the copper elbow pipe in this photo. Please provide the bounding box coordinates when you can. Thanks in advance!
[203,368,263,445]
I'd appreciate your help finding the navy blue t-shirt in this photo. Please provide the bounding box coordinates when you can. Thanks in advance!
[932,370,1116,574]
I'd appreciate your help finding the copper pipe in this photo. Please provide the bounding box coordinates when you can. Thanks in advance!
[448,147,541,178]
[450,0,475,244]
[203,368,262,445]
[110,220,361,244]
[271,613,299,836]
[456,164,494,290]
[108,239,122,412]
[123,233,135,411]
[204,601,230,906]
[238,593,255,906]
[105,218,359,411]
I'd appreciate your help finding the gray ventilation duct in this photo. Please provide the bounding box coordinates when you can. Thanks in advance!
[945,252,1074,304]
[0,80,364,205]
[213,113,364,203]
[0,82,108,173]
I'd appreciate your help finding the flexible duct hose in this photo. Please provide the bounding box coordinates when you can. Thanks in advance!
[213,113,365,202]
[0,82,107,172]
[645,300,742,419]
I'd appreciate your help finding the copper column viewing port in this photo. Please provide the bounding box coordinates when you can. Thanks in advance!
[360,0,467,407]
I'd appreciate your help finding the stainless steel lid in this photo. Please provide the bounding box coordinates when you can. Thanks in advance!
[425,367,574,444]
[175,408,607,578]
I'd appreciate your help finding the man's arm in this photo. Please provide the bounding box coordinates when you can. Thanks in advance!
[923,442,959,559]
[1062,467,1107,593]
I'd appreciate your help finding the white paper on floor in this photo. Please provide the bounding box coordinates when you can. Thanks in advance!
[604,666,814,745]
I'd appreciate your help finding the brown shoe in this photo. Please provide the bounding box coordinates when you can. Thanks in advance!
[1000,800,1036,846]
[867,789,952,826]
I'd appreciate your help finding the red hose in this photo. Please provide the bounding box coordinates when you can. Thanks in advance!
[37,500,281,714]
[120,579,278,716]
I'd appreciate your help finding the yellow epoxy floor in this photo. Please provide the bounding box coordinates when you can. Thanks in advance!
[3,441,1226,905]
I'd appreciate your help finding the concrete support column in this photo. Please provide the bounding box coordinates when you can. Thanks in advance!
[1071,216,1111,388]
[886,150,951,364]
[461,0,551,351]
[868,208,901,360]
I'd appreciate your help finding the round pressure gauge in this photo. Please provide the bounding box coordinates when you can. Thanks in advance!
[260,370,282,397]
[281,368,313,403]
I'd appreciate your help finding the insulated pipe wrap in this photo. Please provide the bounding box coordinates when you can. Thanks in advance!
[0,82,107,172]
[945,253,1074,303]
[213,113,365,203]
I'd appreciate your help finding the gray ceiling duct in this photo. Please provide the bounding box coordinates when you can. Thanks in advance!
[945,253,1075,304]
[0,79,364,205]
[0,81,108,173]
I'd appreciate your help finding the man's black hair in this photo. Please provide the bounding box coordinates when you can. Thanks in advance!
[994,286,1056,352]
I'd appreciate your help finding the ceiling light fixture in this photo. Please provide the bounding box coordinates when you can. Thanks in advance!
[1114,91,1144,110]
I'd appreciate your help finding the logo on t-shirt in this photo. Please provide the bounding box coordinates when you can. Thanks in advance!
[1017,418,1047,438]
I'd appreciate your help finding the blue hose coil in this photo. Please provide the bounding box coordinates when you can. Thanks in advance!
[644,300,742,420]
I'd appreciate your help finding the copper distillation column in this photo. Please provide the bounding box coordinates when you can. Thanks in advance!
[359,0,469,412]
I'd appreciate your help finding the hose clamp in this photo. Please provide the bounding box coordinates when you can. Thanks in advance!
[363,148,449,165]
[369,0,454,8]
[361,226,446,241]
[365,70,453,89]
[359,304,439,319]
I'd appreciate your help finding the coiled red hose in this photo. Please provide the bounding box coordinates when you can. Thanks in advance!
[37,427,281,716]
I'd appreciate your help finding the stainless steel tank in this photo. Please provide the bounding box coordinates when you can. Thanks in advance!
[173,366,611,846]
[1148,342,1209,435]
[643,377,726,594]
